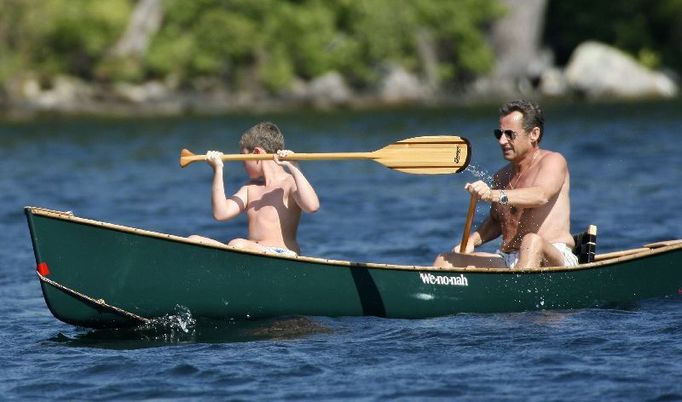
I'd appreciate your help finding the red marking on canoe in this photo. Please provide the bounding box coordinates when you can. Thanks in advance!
[37,262,50,276]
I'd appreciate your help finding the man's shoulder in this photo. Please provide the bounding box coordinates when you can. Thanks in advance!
[541,148,565,157]
[539,149,568,166]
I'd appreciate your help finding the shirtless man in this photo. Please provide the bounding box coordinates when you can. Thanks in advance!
[434,99,577,269]
[189,122,319,256]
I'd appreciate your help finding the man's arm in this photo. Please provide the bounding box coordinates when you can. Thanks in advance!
[455,212,501,253]
[468,153,567,208]
[497,153,567,208]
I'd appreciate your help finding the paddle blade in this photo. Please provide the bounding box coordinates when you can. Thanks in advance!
[373,136,471,174]
[179,149,202,168]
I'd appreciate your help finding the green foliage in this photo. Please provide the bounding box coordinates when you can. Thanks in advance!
[260,44,296,92]
[1,0,501,93]
[0,0,131,81]
[4,0,681,98]
[413,0,502,80]
[143,0,502,92]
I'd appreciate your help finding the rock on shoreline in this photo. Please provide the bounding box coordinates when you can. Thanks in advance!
[564,41,678,100]
[1,42,678,119]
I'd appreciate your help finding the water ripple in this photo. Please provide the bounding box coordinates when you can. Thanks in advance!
[2,103,682,400]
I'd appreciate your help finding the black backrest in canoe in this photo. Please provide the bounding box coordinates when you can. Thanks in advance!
[572,225,597,264]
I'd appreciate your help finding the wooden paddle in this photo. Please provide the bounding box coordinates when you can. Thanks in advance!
[459,194,477,253]
[594,239,682,262]
[179,135,470,174]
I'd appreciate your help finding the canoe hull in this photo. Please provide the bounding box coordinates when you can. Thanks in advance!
[26,207,682,328]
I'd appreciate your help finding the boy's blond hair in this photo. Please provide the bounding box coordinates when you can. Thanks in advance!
[239,122,285,153]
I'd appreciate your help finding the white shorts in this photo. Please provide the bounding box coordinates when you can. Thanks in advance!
[497,243,578,268]
[264,246,297,257]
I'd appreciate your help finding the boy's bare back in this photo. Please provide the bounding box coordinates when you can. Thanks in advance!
[242,173,303,253]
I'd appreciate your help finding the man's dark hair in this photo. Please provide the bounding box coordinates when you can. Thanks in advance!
[499,99,544,143]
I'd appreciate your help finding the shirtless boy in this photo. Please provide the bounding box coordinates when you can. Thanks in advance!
[434,99,577,269]
[189,122,319,256]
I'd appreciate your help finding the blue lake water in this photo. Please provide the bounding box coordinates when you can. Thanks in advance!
[1,101,682,400]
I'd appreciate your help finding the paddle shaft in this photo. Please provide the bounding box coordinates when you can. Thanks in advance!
[459,194,477,254]
[182,151,375,165]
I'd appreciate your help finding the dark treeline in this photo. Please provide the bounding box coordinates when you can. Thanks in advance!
[545,0,682,75]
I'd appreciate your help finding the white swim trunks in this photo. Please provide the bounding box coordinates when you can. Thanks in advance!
[264,246,297,257]
[496,243,578,268]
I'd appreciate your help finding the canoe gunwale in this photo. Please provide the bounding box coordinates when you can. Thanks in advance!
[25,206,682,274]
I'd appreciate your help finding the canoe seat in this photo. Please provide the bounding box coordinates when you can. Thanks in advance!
[572,225,597,264]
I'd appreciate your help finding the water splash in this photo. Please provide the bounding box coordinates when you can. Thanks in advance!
[136,305,197,343]
[465,164,494,185]
[460,164,496,214]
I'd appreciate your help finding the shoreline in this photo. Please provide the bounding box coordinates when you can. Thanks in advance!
[2,82,680,122]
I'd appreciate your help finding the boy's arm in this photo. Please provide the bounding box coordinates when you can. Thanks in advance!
[275,151,320,213]
[207,151,246,221]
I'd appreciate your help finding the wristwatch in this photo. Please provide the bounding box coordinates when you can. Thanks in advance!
[499,190,509,205]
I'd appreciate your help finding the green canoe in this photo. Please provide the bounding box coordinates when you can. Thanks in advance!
[25,206,682,329]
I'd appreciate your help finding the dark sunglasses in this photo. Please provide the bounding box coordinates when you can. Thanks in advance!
[494,129,518,141]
